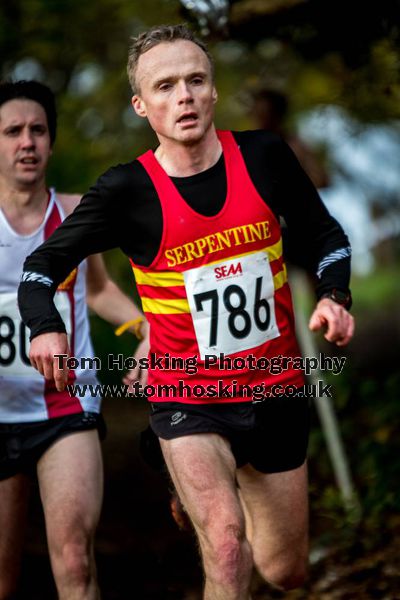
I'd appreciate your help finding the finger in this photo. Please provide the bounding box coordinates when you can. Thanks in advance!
[30,354,40,373]
[29,350,45,374]
[319,302,349,341]
[324,322,346,343]
[123,366,140,385]
[327,314,353,344]
[54,369,68,392]
[53,355,68,391]
[324,318,342,342]
[140,368,148,386]
[309,312,324,332]
[35,359,45,377]
[335,314,355,346]
[42,357,55,381]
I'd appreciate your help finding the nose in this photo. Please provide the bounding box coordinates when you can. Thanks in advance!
[177,81,193,104]
[20,127,35,149]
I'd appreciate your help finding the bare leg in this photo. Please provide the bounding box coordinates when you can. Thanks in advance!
[237,461,308,591]
[37,430,103,600]
[160,433,253,600]
[0,474,31,600]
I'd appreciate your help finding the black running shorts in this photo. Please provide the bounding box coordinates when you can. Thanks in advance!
[0,412,106,481]
[149,397,309,474]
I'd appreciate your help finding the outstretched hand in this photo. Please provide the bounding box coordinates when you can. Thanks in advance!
[29,332,70,391]
[309,298,354,346]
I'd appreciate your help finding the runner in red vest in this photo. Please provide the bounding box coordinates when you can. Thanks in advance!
[19,26,354,599]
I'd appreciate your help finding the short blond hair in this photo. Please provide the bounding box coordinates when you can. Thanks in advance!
[127,24,214,94]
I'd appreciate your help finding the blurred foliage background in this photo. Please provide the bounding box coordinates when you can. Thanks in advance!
[1,0,400,596]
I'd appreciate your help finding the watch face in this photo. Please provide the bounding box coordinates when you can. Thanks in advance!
[332,289,350,306]
[332,290,349,304]
[321,289,351,307]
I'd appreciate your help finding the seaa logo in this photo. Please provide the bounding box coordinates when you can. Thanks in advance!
[214,262,242,280]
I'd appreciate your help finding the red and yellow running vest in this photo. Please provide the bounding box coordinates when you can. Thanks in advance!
[132,130,304,403]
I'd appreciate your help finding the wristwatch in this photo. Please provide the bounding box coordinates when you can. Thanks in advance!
[321,288,352,310]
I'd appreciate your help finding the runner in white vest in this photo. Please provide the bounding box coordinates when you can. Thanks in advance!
[1,187,104,421]
[0,80,148,600]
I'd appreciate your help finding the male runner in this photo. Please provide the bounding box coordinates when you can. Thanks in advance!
[0,80,147,600]
[19,26,354,600]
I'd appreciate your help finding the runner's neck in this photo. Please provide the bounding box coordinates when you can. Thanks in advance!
[154,126,222,177]
[0,181,49,235]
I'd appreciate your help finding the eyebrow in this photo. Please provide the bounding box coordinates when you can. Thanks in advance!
[4,121,47,129]
[3,123,24,132]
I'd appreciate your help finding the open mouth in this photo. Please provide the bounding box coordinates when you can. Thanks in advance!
[19,157,38,166]
[177,113,198,125]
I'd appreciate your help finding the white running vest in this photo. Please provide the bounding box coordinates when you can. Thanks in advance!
[0,189,100,422]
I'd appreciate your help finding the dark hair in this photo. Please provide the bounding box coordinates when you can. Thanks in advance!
[0,80,57,145]
[127,24,214,94]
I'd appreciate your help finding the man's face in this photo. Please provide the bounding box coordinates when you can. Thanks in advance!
[0,99,51,189]
[132,40,218,145]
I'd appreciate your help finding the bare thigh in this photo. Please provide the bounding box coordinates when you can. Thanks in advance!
[160,433,241,532]
[37,430,103,561]
[0,473,31,592]
[237,461,308,576]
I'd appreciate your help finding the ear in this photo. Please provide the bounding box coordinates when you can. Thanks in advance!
[132,95,147,118]
[212,86,218,104]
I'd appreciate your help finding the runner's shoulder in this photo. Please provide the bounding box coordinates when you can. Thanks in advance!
[93,159,156,199]
[56,193,81,217]
[231,129,294,179]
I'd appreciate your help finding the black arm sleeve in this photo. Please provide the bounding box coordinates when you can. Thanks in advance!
[18,170,120,339]
[266,136,352,300]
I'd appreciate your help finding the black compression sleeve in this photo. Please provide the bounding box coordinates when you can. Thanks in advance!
[18,283,67,339]
[259,135,351,298]
[18,177,119,339]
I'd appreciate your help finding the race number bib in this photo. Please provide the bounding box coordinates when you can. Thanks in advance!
[184,251,280,359]
[0,292,72,377]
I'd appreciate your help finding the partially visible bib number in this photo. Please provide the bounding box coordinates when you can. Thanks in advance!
[0,292,72,377]
[184,251,280,359]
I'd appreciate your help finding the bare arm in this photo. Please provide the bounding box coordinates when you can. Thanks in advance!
[85,253,142,326]
[85,253,150,388]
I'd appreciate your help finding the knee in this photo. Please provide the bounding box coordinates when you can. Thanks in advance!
[256,555,308,591]
[203,523,253,585]
[213,526,247,574]
[52,536,94,588]
[63,539,91,581]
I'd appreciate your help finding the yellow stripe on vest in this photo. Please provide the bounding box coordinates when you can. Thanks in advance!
[204,238,283,267]
[141,266,287,315]
[133,239,283,289]
[273,265,287,290]
[142,297,190,314]
[133,268,184,287]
